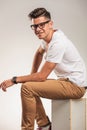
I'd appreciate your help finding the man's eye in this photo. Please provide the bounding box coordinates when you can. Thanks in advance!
[39,23,44,26]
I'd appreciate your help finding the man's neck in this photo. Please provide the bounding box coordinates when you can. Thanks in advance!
[44,29,55,44]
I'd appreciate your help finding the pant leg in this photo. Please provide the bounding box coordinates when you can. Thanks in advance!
[21,83,49,130]
[21,83,36,130]
[35,96,50,127]
[21,78,86,130]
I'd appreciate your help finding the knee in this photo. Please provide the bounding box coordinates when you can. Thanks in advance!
[21,82,32,96]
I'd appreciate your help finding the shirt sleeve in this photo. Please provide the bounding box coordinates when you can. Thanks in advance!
[40,42,45,50]
[46,42,66,63]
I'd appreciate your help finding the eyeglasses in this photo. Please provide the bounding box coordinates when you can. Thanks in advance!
[30,20,50,30]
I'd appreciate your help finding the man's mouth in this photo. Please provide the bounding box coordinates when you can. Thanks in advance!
[35,30,44,35]
[36,32,43,36]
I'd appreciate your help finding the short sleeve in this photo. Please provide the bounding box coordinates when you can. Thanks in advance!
[40,42,45,50]
[46,42,66,63]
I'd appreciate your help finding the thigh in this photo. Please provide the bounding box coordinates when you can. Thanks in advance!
[22,79,85,99]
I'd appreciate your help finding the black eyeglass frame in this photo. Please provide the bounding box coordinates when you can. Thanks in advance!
[30,20,50,30]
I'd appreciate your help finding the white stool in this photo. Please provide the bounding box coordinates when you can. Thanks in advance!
[52,98,87,130]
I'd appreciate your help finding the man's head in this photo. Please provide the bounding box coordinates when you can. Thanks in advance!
[28,8,53,41]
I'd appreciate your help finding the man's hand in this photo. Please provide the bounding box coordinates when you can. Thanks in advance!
[0,79,14,92]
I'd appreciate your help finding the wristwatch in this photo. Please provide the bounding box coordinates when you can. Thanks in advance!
[11,76,17,84]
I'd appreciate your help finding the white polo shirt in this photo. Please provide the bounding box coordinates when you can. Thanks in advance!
[41,30,86,87]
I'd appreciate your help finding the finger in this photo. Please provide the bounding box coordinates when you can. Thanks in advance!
[2,87,7,92]
[0,81,7,92]
[0,83,3,88]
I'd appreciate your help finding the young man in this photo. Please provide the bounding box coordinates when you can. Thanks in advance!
[0,8,86,130]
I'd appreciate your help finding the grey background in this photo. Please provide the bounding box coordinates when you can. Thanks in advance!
[0,0,87,130]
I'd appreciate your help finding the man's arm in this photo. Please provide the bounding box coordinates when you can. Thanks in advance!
[16,61,56,83]
[0,46,56,91]
[0,61,56,91]
[30,46,45,74]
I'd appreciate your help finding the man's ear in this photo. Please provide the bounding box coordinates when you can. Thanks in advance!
[49,20,53,28]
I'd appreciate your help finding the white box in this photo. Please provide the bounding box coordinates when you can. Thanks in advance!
[52,98,87,130]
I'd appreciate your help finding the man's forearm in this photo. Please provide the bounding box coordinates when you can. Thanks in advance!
[31,51,43,74]
[16,72,45,83]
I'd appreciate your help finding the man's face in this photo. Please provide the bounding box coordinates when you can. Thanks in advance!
[30,16,53,40]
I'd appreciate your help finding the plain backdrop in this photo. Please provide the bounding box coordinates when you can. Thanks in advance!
[0,0,87,130]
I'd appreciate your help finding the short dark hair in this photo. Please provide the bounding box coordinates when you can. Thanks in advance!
[28,8,51,20]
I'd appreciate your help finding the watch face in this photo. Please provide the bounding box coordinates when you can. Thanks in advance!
[12,77,17,84]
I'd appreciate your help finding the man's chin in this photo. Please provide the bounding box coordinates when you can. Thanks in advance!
[38,36,43,39]
[37,35,44,39]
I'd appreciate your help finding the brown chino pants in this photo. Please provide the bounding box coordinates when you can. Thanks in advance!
[21,78,86,130]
